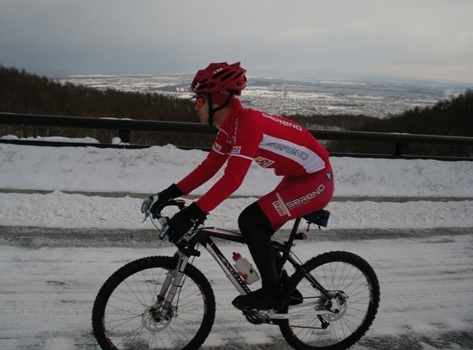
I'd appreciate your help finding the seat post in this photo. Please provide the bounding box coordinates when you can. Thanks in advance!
[277,217,303,265]
[290,217,302,238]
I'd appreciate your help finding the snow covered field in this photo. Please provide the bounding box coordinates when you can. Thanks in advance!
[0,142,473,349]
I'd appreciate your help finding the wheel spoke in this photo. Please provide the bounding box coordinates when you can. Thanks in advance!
[92,256,215,350]
[279,251,380,349]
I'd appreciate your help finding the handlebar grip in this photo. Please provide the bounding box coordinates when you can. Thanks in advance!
[155,198,187,216]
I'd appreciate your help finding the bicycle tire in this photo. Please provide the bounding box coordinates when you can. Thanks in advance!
[279,251,380,350]
[92,256,216,350]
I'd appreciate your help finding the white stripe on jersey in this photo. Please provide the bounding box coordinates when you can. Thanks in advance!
[259,134,325,174]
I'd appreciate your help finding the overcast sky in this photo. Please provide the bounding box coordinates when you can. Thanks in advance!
[1,0,473,84]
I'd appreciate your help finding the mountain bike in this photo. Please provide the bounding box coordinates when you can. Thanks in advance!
[92,199,380,350]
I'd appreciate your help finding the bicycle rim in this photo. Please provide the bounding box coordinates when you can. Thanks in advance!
[280,251,380,350]
[92,256,215,350]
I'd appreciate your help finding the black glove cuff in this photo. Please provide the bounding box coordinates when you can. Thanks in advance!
[187,202,207,221]
[159,183,183,202]
[167,183,183,198]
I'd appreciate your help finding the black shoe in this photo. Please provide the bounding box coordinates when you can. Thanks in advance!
[290,288,303,305]
[232,288,283,312]
[280,270,303,305]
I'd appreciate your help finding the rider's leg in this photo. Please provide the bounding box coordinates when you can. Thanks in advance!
[233,170,334,310]
[238,202,280,290]
[234,202,304,310]
[232,202,283,310]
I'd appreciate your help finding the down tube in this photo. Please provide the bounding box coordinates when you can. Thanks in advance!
[204,237,252,295]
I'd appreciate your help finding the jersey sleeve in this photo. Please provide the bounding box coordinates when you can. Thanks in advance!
[195,155,253,213]
[176,150,228,196]
[194,112,262,213]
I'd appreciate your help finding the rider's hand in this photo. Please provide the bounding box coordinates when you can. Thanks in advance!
[163,203,206,244]
[141,184,182,216]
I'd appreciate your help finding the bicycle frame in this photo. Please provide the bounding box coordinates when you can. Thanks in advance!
[164,215,335,310]
[94,201,378,350]
[195,227,252,295]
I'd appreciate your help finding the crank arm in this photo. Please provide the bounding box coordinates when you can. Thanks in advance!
[267,303,337,320]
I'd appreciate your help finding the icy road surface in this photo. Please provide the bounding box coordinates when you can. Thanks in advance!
[1,226,472,350]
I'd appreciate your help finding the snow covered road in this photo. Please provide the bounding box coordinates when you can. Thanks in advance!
[1,226,472,350]
[1,143,473,349]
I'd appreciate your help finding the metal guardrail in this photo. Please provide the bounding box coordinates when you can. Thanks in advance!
[1,112,472,160]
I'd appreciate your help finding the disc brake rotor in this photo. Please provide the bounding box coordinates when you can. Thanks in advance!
[142,305,175,332]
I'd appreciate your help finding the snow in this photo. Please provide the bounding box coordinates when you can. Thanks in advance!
[1,142,473,230]
[0,140,473,349]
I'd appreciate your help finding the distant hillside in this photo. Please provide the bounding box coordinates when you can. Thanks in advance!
[1,66,471,156]
[0,66,197,119]
[0,65,207,146]
[327,90,473,157]
[355,90,473,137]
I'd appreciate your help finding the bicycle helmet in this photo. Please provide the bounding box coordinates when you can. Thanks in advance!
[191,62,247,95]
[191,62,247,126]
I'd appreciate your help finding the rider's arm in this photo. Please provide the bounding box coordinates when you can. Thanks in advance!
[194,155,253,213]
[193,111,262,213]
[176,149,229,196]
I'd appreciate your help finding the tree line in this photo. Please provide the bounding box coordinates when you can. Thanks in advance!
[324,90,473,156]
[1,65,471,156]
[0,66,211,147]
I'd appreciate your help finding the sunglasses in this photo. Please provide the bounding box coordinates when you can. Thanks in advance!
[195,95,206,107]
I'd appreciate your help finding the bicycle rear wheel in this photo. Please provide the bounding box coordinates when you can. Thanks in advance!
[92,256,215,350]
[279,251,380,350]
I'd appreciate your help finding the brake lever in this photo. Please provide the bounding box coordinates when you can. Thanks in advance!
[158,217,169,239]
[141,197,153,223]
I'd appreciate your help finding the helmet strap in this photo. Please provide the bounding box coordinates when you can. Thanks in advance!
[207,91,236,126]
[207,94,214,126]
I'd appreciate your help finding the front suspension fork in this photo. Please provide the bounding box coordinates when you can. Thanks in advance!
[154,252,190,320]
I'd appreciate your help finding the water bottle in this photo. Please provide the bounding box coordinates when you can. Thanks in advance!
[232,252,260,285]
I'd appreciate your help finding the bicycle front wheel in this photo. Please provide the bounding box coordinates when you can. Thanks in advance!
[280,251,380,350]
[92,256,216,350]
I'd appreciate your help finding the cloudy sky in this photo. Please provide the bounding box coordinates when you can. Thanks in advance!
[1,0,473,83]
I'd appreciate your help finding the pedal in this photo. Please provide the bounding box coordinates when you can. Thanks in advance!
[243,309,270,324]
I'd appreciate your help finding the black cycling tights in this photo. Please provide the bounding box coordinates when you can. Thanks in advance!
[238,202,281,291]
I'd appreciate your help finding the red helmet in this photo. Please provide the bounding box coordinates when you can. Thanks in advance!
[191,62,247,95]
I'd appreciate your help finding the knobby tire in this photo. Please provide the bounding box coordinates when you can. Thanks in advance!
[279,251,380,350]
[92,256,216,350]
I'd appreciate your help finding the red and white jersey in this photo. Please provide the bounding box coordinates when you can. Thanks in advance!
[177,106,330,214]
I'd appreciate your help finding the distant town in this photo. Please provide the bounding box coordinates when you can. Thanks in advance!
[61,74,469,118]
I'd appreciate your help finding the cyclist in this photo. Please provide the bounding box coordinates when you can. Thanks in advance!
[142,62,334,312]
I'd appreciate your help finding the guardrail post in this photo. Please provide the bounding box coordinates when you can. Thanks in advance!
[394,142,409,156]
[118,129,130,143]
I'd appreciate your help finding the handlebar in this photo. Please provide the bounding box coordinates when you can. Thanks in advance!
[154,198,187,218]
[146,198,201,257]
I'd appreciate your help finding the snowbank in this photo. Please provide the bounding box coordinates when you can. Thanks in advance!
[1,143,472,230]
